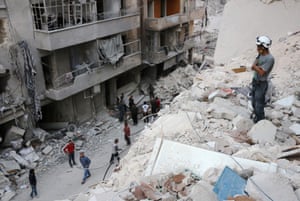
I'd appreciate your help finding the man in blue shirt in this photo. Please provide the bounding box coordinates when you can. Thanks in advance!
[251,36,275,123]
[79,151,91,184]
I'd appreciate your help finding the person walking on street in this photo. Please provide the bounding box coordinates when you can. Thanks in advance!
[110,138,121,165]
[155,96,161,113]
[29,169,38,199]
[63,139,76,168]
[142,101,149,123]
[123,121,131,146]
[130,103,138,125]
[79,151,91,184]
[251,36,274,123]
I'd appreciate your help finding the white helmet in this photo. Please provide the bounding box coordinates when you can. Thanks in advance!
[256,36,272,49]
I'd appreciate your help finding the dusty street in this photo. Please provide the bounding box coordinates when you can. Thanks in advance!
[11,113,146,201]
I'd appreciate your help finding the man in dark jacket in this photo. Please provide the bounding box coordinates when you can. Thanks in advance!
[79,151,91,184]
[29,169,37,198]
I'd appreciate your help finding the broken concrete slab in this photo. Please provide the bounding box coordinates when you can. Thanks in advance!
[247,120,277,144]
[289,123,300,135]
[3,126,25,146]
[208,105,237,120]
[208,89,229,101]
[10,139,23,150]
[32,128,49,142]
[232,115,254,132]
[19,147,40,163]
[42,145,53,155]
[1,191,16,201]
[274,95,295,108]
[0,172,11,189]
[146,139,277,178]
[9,151,30,168]
[245,173,298,201]
[189,181,218,201]
[0,160,21,174]
[292,106,300,118]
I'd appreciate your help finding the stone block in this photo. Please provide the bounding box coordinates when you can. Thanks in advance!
[42,146,53,155]
[232,115,253,132]
[289,123,300,135]
[1,191,16,201]
[9,151,30,168]
[274,95,295,108]
[0,160,21,174]
[19,147,40,163]
[245,173,298,201]
[3,126,25,146]
[0,173,10,189]
[247,120,276,144]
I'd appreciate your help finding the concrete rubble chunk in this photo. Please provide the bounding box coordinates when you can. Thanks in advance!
[19,147,40,163]
[1,191,16,201]
[295,188,300,201]
[245,173,298,201]
[274,95,295,108]
[42,145,53,155]
[232,115,254,132]
[247,120,277,144]
[10,139,23,150]
[0,173,11,189]
[208,89,230,101]
[189,181,218,201]
[0,160,21,174]
[289,123,300,135]
[9,151,30,168]
[292,106,300,118]
[3,126,25,146]
[32,128,49,142]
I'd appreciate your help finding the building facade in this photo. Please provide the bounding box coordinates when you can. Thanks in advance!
[0,0,206,139]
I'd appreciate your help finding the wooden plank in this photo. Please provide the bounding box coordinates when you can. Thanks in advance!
[232,66,247,73]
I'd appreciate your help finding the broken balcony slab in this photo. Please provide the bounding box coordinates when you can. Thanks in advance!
[145,138,281,178]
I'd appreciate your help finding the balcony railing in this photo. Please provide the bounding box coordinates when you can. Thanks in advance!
[52,40,141,89]
[31,2,139,32]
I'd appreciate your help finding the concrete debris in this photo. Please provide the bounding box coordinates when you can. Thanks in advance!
[289,124,300,135]
[189,181,218,201]
[0,173,10,189]
[9,139,23,150]
[0,160,21,174]
[32,128,49,142]
[232,115,254,132]
[245,173,298,201]
[9,151,30,168]
[3,126,25,147]
[19,147,39,163]
[247,120,277,144]
[274,95,296,108]
[42,145,53,155]
[1,190,16,201]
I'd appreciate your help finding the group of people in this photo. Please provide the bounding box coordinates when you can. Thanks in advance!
[117,92,161,125]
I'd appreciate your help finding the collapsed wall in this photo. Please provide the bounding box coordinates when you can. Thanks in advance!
[214,0,300,65]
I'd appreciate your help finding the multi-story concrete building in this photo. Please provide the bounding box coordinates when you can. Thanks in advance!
[0,0,142,133]
[0,0,206,139]
[141,0,206,77]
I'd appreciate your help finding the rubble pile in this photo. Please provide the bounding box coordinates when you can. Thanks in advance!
[90,33,300,200]
[0,118,116,200]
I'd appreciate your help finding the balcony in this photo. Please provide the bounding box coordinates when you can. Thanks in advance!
[144,14,188,31]
[45,40,142,101]
[32,7,140,51]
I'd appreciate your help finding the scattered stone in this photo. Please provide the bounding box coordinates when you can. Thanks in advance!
[19,147,40,163]
[42,146,53,155]
[232,115,253,132]
[9,151,30,168]
[189,181,218,201]
[289,124,300,135]
[245,173,298,201]
[3,126,25,147]
[0,173,11,189]
[274,95,296,108]
[32,128,49,142]
[0,160,21,174]
[1,191,16,201]
[247,120,277,144]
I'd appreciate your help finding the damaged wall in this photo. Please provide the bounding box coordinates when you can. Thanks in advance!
[214,0,300,65]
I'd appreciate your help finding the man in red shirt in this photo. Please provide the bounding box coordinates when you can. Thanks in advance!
[123,121,131,146]
[63,140,76,168]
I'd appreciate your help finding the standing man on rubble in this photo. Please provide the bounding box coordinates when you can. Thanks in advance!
[79,151,91,184]
[251,36,274,123]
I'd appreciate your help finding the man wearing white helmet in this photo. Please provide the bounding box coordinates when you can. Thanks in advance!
[251,36,275,123]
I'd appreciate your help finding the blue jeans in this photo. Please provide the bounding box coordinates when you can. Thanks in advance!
[30,184,37,198]
[82,168,91,182]
[251,79,268,123]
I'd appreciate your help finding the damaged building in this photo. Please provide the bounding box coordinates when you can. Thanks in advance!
[0,0,206,145]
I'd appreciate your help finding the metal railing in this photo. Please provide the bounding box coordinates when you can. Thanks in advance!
[53,40,141,88]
